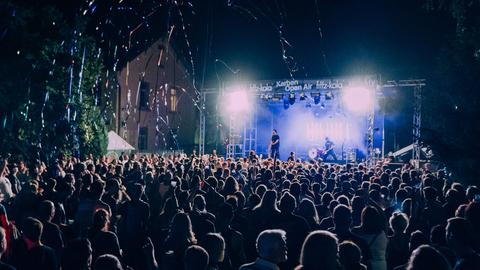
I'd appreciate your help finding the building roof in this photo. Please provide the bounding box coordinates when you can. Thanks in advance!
[107,131,135,151]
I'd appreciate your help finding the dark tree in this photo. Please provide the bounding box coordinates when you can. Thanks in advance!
[0,1,111,161]
[423,0,480,184]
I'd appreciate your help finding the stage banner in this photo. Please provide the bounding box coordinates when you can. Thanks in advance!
[245,75,379,93]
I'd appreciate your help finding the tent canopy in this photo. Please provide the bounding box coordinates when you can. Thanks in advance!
[107,131,135,151]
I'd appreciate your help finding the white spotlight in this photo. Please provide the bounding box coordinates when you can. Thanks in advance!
[342,86,374,114]
[226,89,250,112]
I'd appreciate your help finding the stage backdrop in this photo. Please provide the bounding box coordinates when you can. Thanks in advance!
[255,98,379,160]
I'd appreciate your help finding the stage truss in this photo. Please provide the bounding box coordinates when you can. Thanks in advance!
[199,77,425,167]
[383,79,426,168]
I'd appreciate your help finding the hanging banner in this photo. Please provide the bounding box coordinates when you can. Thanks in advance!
[234,75,379,93]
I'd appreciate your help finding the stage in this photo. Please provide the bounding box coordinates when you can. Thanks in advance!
[198,76,424,166]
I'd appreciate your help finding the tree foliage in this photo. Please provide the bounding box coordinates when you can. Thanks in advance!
[0,1,111,162]
[423,0,480,184]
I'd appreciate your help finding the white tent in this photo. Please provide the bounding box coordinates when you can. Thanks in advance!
[107,131,135,152]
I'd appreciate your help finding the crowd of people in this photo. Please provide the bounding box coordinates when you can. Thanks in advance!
[0,151,479,270]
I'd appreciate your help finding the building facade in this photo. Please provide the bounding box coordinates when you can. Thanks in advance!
[114,38,197,153]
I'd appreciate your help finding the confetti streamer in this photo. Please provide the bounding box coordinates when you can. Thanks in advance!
[77,47,86,103]
[175,1,200,96]
[40,91,50,130]
[67,33,77,122]
[27,0,332,154]
[313,0,331,75]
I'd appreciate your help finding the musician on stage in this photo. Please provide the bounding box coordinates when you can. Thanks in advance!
[323,137,338,161]
[269,129,280,159]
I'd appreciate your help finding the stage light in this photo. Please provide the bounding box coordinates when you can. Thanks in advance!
[325,92,333,100]
[260,93,271,101]
[342,86,374,114]
[310,92,321,104]
[272,93,283,101]
[289,93,296,105]
[283,94,290,109]
[225,88,251,112]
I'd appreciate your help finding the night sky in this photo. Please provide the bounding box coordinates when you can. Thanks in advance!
[185,0,454,85]
[58,0,455,88]
[8,0,455,87]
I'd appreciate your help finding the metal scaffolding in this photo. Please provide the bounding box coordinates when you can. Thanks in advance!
[198,77,425,165]
[198,87,217,156]
[226,114,244,159]
[383,79,425,168]
[366,93,376,166]
[198,91,206,156]
[412,85,422,168]
[243,110,257,157]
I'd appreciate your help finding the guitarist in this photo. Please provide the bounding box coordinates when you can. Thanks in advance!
[323,137,338,161]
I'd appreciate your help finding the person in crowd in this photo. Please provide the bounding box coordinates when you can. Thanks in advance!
[6,164,21,195]
[287,152,296,162]
[217,202,246,269]
[240,229,287,270]
[247,190,281,257]
[386,212,410,270]
[295,230,339,270]
[430,224,456,266]
[200,233,225,270]
[406,245,451,270]
[15,161,29,185]
[184,245,209,270]
[118,183,150,270]
[464,202,480,252]
[36,200,63,257]
[419,187,446,234]
[0,160,14,203]
[75,180,111,235]
[61,238,92,270]
[329,204,370,266]
[9,217,58,270]
[351,196,366,227]
[93,254,124,270]
[408,230,429,255]
[163,212,197,270]
[339,241,367,270]
[446,217,480,270]
[319,200,339,230]
[296,198,321,230]
[0,227,15,270]
[352,206,387,270]
[88,208,122,262]
[275,192,310,269]
[190,195,216,241]
[0,150,478,270]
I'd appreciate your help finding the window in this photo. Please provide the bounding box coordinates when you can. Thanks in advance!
[170,87,177,112]
[139,127,148,151]
[139,81,149,111]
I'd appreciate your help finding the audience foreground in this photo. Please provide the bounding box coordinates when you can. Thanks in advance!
[0,152,479,270]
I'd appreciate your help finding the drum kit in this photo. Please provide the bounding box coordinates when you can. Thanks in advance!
[308,145,357,162]
[308,146,325,160]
